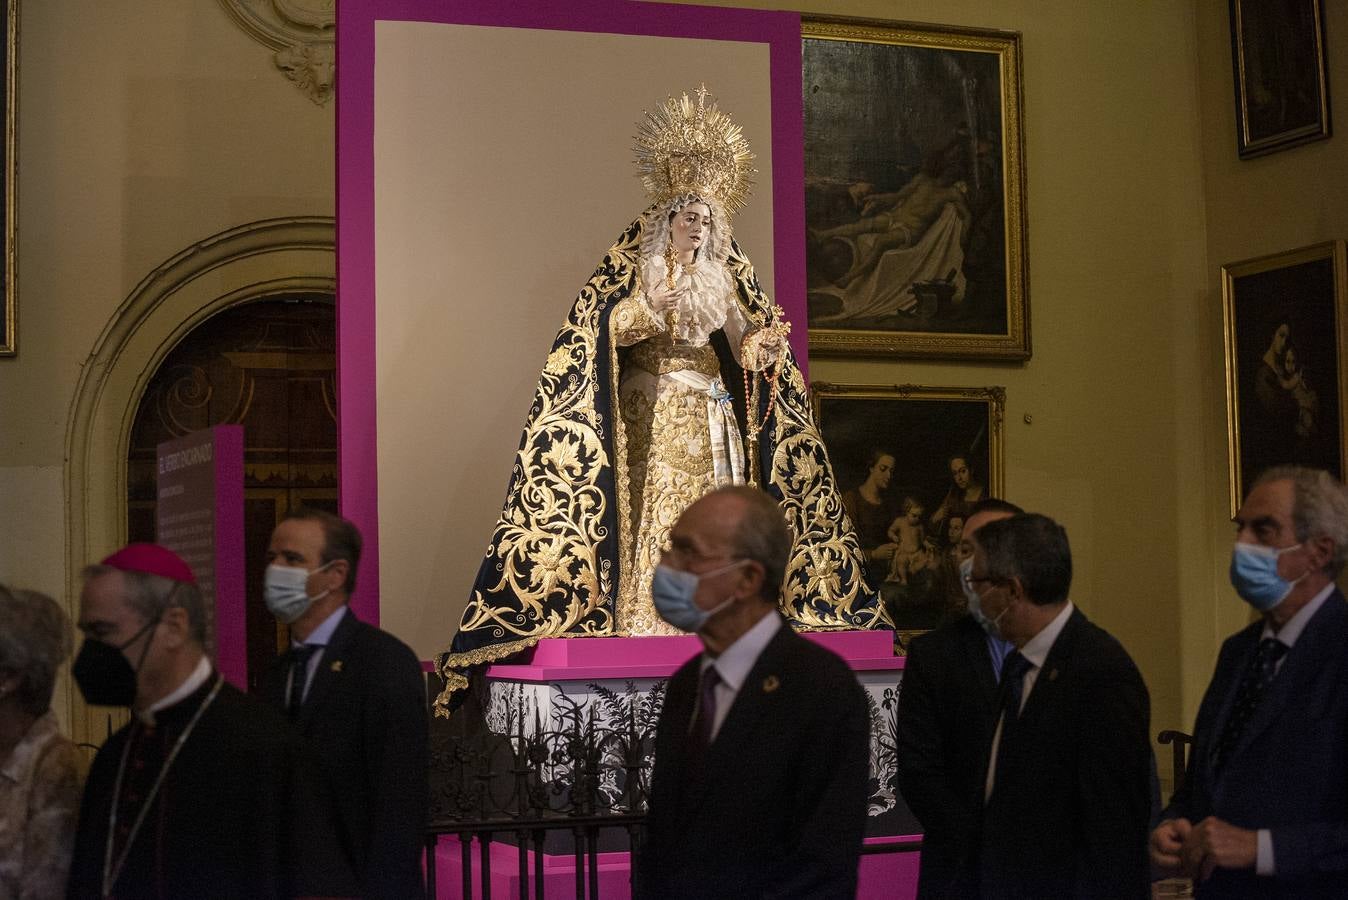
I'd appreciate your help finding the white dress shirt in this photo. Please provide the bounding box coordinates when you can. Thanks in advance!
[697,611,782,742]
[287,604,348,705]
[984,602,1074,801]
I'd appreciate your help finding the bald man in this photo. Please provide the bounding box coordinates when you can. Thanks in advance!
[638,486,870,899]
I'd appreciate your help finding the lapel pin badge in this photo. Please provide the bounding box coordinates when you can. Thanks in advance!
[762,675,780,693]
[330,660,343,673]
[1048,668,1058,681]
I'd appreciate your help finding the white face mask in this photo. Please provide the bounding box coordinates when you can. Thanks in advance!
[960,556,999,636]
[651,560,746,633]
[263,561,334,624]
[973,574,1012,642]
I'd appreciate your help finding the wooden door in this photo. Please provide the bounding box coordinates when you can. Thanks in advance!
[126,296,337,691]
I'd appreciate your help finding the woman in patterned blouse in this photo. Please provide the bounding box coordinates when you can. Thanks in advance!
[0,585,83,900]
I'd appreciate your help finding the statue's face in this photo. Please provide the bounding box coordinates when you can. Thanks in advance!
[670,202,712,256]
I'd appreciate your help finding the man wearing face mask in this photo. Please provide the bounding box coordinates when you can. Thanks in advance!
[638,486,870,899]
[971,513,1152,898]
[1151,466,1348,897]
[894,497,1021,899]
[66,543,355,898]
[256,509,427,900]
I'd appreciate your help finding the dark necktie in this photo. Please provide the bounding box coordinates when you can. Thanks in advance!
[689,665,722,750]
[991,651,1032,796]
[998,651,1032,721]
[1213,637,1287,773]
[288,644,319,718]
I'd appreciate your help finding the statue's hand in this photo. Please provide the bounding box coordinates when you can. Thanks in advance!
[646,281,681,314]
[740,320,791,372]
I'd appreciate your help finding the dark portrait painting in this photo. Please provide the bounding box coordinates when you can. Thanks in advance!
[1229,0,1331,158]
[812,383,1004,636]
[1224,242,1347,513]
[802,18,1027,360]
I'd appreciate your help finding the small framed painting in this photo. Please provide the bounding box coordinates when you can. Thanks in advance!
[1222,241,1348,513]
[1229,0,1331,159]
[812,382,1005,638]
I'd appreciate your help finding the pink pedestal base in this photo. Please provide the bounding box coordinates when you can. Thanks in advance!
[462,631,919,899]
[488,630,902,682]
[433,836,921,900]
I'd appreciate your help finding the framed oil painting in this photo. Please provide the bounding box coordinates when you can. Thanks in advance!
[1223,241,1348,514]
[811,382,1005,641]
[1,0,15,356]
[802,17,1028,360]
[1229,0,1331,159]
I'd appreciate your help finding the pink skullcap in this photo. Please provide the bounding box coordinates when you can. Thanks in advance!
[100,543,197,585]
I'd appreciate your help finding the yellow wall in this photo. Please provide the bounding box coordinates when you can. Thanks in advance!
[0,2,334,737]
[721,0,1212,750]
[1,0,1343,763]
[1187,0,1348,723]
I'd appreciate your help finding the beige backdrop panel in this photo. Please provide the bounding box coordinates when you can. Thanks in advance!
[374,22,775,660]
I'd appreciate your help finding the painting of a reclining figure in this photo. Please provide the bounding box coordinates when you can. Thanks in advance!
[803,18,1029,360]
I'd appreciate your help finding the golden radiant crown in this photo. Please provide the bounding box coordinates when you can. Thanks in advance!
[634,85,756,215]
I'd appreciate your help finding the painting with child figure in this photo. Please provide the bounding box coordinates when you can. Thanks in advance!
[812,383,1005,638]
[801,18,1028,360]
[1223,241,1348,515]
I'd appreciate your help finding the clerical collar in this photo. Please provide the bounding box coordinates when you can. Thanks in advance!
[138,655,212,726]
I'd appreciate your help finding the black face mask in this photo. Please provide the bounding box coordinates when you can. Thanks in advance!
[72,617,159,708]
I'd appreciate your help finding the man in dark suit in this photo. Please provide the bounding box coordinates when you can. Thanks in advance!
[896,498,1022,898]
[1151,466,1348,897]
[970,513,1152,898]
[258,509,428,900]
[638,486,870,899]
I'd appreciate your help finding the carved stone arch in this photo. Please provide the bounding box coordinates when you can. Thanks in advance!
[62,216,334,742]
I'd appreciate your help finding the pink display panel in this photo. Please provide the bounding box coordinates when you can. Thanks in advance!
[336,0,807,622]
[487,632,904,681]
[155,425,246,688]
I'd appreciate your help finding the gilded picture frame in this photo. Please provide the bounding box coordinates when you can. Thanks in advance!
[802,17,1028,360]
[1229,0,1331,159]
[1,0,15,356]
[1223,241,1348,515]
[811,381,1005,642]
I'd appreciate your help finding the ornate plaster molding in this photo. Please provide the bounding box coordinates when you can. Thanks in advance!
[63,216,335,745]
[218,0,335,105]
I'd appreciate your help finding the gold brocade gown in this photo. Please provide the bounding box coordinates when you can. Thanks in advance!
[612,255,749,635]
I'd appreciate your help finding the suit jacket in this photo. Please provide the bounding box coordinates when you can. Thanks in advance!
[896,614,1001,899]
[1162,590,1348,898]
[258,609,428,900]
[638,618,870,899]
[978,607,1152,899]
[68,677,356,899]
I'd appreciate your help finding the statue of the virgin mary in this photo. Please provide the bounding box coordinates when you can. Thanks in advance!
[435,87,889,713]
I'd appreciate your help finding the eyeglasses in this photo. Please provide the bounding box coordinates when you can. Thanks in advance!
[960,574,1001,590]
[661,543,732,568]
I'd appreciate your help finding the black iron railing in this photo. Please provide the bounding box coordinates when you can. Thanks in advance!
[423,684,924,899]
[425,705,653,899]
